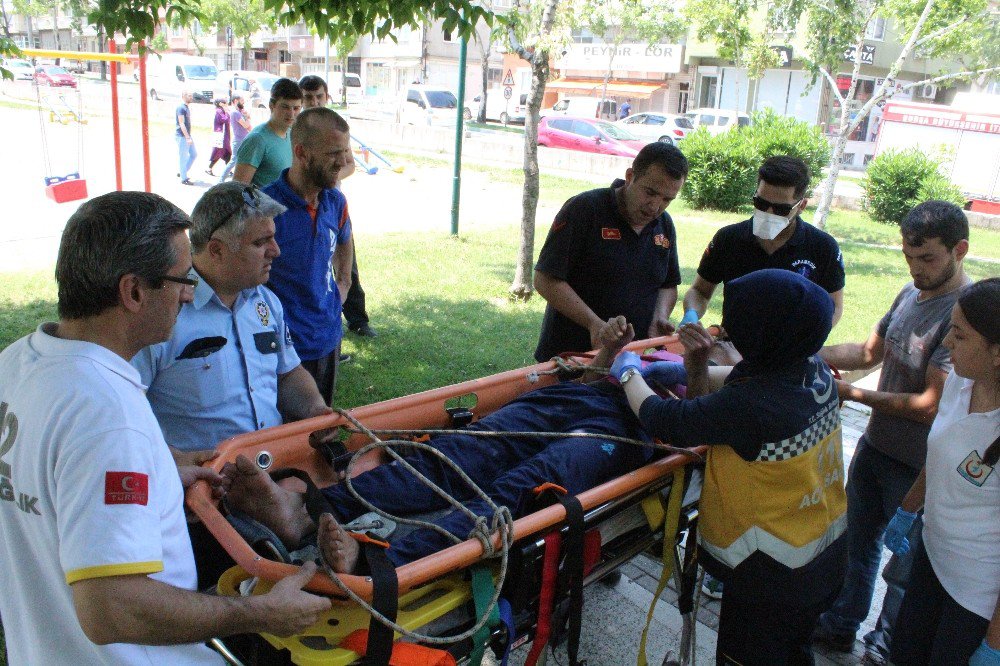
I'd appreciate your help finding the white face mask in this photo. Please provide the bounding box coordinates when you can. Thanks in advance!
[752,209,793,240]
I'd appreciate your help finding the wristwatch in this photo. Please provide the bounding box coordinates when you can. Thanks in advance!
[619,368,640,385]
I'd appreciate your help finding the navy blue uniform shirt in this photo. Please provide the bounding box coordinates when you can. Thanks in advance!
[534,179,681,361]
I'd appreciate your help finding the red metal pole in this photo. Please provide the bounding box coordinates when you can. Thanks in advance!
[138,41,151,193]
[108,40,123,191]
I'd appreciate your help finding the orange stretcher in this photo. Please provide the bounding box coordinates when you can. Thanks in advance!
[187,334,706,663]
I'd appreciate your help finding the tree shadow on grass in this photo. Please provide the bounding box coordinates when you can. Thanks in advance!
[0,297,58,350]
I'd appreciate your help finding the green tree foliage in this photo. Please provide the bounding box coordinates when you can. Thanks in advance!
[681,110,832,211]
[863,148,966,224]
[84,0,494,50]
[198,0,278,52]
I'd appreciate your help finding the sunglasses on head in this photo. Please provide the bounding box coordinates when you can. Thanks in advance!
[209,185,261,238]
[752,196,800,217]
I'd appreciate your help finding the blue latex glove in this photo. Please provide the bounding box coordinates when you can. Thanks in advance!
[884,507,917,555]
[680,308,700,326]
[610,351,642,382]
[970,640,1000,666]
[641,361,688,386]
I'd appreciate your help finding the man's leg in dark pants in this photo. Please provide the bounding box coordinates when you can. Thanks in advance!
[342,246,372,334]
[300,346,340,406]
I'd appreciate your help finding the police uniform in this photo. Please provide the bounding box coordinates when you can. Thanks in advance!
[697,216,845,294]
[638,270,847,665]
[534,179,681,362]
[0,324,221,665]
[132,273,300,452]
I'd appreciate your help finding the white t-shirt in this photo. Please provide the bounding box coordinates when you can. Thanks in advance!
[923,370,1000,620]
[0,324,221,665]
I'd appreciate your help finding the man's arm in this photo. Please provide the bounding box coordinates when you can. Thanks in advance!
[681,276,717,320]
[177,113,192,143]
[820,329,884,371]
[647,287,678,339]
[72,564,331,646]
[278,365,332,420]
[233,163,257,185]
[829,289,844,328]
[837,364,948,426]
[534,270,604,350]
[582,316,634,383]
[332,239,353,305]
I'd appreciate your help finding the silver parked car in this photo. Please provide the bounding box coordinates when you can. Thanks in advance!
[615,112,695,144]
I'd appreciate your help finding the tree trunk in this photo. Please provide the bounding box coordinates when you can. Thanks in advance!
[813,87,853,229]
[478,51,488,123]
[51,7,61,55]
[509,56,548,300]
[341,54,349,105]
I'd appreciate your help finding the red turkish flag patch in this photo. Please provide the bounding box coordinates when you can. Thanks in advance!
[602,227,621,240]
[104,472,149,505]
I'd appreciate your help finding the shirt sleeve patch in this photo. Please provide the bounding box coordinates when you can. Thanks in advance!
[66,560,164,585]
[104,472,149,506]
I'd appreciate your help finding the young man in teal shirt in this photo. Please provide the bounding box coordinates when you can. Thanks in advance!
[233,78,303,188]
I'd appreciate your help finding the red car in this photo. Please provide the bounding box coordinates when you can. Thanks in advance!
[537,116,647,157]
[34,65,77,88]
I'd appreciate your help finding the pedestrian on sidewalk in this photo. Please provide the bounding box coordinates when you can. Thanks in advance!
[219,94,252,183]
[175,90,197,185]
[299,74,378,340]
[813,200,972,666]
[205,98,232,177]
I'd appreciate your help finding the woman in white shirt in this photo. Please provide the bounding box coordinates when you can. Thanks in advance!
[885,277,1000,666]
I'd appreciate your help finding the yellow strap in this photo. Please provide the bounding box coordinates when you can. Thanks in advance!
[637,467,685,666]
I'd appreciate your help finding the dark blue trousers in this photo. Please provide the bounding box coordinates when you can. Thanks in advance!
[322,382,651,565]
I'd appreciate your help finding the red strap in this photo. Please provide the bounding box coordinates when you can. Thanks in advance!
[532,482,567,496]
[582,529,602,577]
[340,629,457,665]
[348,532,391,549]
[524,531,562,666]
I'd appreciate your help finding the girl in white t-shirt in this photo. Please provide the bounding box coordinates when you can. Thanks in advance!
[886,277,1000,666]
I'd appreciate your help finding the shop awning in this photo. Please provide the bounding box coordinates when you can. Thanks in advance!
[546,79,664,98]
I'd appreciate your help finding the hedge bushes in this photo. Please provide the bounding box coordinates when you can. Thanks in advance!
[680,109,831,211]
[862,148,967,224]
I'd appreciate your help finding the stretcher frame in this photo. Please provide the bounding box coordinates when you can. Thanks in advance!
[187,334,704,603]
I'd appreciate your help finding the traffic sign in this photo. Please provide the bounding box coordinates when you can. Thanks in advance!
[503,86,513,100]
[502,69,515,86]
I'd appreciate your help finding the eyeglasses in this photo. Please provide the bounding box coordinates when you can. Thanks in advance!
[752,196,801,217]
[159,274,200,290]
[209,185,260,238]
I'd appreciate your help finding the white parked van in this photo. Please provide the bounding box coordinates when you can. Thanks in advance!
[397,85,460,127]
[540,96,617,120]
[146,53,219,102]
[217,70,282,108]
[329,72,363,105]
[684,107,751,135]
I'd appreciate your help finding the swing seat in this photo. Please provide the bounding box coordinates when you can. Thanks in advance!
[44,174,88,204]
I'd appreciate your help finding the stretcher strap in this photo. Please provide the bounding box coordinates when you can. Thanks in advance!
[553,492,586,666]
[524,531,561,666]
[498,598,515,666]
[340,630,457,665]
[364,541,399,666]
[469,565,502,666]
[637,468,686,666]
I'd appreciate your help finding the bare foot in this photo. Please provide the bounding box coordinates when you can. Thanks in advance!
[317,513,361,574]
[222,454,313,548]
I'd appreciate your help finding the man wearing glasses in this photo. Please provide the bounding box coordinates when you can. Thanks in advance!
[0,192,331,664]
[681,155,845,365]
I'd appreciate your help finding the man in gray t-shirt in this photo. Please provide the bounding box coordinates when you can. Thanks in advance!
[811,201,972,664]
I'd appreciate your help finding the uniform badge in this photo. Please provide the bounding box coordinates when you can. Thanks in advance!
[256,301,270,326]
[957,450,994,487]
[602,227,621,240]
[284,325,293,347]
[653,233,671,249]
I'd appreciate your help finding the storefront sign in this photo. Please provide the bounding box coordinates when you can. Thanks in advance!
[557,43,683,73]
[843,44,876,65]
[883,104,1000,134]
[875,77,913,101]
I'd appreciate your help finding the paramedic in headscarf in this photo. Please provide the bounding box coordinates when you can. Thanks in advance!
[612,268,848,666]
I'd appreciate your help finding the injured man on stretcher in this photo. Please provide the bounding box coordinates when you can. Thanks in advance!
[222,315,687,572]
